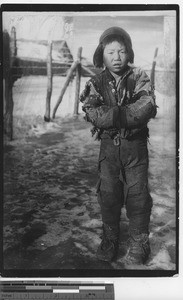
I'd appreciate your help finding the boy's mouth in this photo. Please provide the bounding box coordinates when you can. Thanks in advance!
[113,62,122,66]
[113,64,122,68]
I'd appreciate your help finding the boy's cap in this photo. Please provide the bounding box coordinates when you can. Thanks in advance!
[93,26,134,67]
[99,26,132,47]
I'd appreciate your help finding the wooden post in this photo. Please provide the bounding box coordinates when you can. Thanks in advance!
[73,47,82,115]
[52,60,79,119]
[44,41,52,122]
[10,26,17,58]
[150,47,158,88]
[81,64,95,77]
[3,29,14,140]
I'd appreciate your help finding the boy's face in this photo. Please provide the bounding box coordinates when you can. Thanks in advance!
[103,41,128,74]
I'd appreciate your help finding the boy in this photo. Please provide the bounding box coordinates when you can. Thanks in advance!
[80,27,157,264]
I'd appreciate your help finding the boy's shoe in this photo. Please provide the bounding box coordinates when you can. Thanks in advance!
[97,238,118,262]
[96,223,119,262]
[125,233,150,265]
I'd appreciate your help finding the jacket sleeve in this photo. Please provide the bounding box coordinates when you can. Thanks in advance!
[80,78,117,129]
[116,69,157,129]
[80,79,104,110]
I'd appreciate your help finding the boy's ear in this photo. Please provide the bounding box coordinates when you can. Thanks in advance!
[128,62,135,68]
[128,48,134,64]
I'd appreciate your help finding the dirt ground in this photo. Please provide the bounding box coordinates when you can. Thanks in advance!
[3,106,177,271]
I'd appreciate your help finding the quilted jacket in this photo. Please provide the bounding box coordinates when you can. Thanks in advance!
[80,66,157,140]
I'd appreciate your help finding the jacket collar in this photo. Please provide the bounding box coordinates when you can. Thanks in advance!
[104,66,133,84]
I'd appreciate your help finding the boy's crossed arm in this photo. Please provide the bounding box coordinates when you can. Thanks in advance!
[80,73,157,131]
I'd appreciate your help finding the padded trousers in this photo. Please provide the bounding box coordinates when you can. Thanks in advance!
[97,137,153,235]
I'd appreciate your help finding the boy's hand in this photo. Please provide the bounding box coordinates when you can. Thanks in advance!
[85,105,119,129]
[82,94,104,112]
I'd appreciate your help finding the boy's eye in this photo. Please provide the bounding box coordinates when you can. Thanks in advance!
[107,50,126,55]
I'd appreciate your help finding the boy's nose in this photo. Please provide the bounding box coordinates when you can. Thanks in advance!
[113,51,121,60]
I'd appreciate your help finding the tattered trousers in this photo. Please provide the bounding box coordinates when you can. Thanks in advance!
[97,137,152,235]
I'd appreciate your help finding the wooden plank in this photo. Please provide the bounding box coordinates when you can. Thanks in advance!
[150,47,158,88]
[16,39,73,64]
[44,42,53,122]
[10,26,17,57]
[73,47,82,115]
[17,38,66,46]
[81,64,96,76]
[52,60,79,119]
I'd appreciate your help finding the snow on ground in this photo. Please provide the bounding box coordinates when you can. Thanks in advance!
[3,76,177,271]
[12,76,86,118]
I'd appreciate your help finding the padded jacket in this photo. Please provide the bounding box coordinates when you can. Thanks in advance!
[80,66,157,140]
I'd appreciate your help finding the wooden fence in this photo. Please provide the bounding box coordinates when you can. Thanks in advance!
[3,27,95,140]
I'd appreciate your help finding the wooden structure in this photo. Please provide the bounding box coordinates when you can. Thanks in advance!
[73,47,82,116]
[52,60,79,119]
[44,42,53,122]
[15,38,73,76]
[150,47,159,89]
[3,29,15,140]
